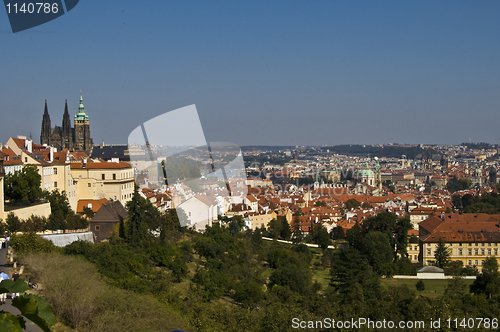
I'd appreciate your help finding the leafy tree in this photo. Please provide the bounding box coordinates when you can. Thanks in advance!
[9,232,56,254]
[125,189,151,246]
[0,279,56,332]
[331,226,345,240]
[6,213,22,233]
[46,189,73,220]
[280,219,291,240]
[314,201,327,207]
[330,247,381,301]
[269,263,311,294]
[470,257,500,299]
[310,224,330,250]
[345,198,361,211]
[82,206,94,218]
[4,165,43,203]
[358,231,394,276]
[446,176,471,193]
[434,238,450,268]
[267,219,283,239]
[291,220,302,244]
[233,281,264,308]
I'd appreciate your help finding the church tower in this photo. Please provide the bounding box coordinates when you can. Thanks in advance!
[61,99,73,150]
[40,100,51,146]
[74,92,93,152]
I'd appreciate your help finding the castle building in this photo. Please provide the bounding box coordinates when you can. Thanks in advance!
[40,93,93,153]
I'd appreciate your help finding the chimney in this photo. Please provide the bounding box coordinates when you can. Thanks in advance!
[50,146,54,162]
[25,139,32,153]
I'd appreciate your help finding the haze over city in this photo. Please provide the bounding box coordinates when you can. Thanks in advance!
[1,1,499,146]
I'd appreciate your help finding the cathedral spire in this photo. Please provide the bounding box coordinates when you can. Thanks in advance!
[40,99,51,146]
[62,99,72,149]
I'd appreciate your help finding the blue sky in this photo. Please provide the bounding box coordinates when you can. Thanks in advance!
[1,1,499,146]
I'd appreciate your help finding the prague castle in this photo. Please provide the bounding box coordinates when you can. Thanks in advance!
[40,93,93,153]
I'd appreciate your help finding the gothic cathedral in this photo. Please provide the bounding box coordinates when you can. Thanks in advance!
[40,93,93,153]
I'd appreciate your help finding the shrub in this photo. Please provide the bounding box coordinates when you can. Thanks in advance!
[416,280,425,291]
[10,232,56,254]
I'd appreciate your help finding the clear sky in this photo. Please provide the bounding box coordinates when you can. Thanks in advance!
[1,1,499,147]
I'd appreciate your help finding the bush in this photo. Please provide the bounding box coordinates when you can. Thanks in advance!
[21,252,191,331]
[10,232,56,254]
[416,280,425,291]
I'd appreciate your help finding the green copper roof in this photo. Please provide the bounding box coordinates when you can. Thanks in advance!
[74,93,89,121]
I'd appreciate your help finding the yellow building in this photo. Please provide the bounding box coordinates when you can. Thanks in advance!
[6,137,78,211]
[250,211,277,230]
[419,213,500,272]
[70,160,134,205]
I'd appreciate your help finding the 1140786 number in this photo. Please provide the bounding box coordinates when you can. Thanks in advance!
[5,2,58,14]
[447,318,498,329]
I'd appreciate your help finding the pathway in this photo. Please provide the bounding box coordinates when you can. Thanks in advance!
[0,245,43,332]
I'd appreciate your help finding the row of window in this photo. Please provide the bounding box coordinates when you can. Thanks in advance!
[100,172,133,180]
[427,242,498,247]
[426,249,499,256]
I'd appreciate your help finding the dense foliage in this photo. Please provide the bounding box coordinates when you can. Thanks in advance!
[13,208,500,331]
[4,165,43,203]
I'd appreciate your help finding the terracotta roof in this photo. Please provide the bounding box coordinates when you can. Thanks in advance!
[420,213,500,243]
[77,198,110,213]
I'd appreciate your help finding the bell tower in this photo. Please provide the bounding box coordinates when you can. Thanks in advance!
[74,92,93,152]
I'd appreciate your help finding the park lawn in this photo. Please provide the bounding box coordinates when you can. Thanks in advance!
[312,267,331,291]
[381,278,475,298]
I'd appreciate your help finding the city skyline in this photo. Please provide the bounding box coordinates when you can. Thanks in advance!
[1,1,499,147]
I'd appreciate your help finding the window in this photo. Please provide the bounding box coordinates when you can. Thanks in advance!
[427,250,431,255]
[489,243,492,246]
[495,249,498,255]
[481,249,485,255]
[468,249,472,255]
[88,183,91,187]
[113,173,116,180]
[482,243,485,247]
[475,243,478,246]
[25,157,27,162]
[459,243,462,246]
[414,255,417,260]
[53,168,57,175]
[459,249,463,255]
[488,249,491,255]
[481,260,485,265]
[54,181,57,187]
[475,249,479,255]
[468,260,472,265]
[95,225,100,231]
[475,260,478,265]
[102,174,105,180]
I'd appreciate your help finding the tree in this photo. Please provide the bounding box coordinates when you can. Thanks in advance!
[291,220,302,244]
[46,189,73,220]
[345,198,361,211]
[310,224,330,250]
[470,257,500,299]
[4,165,43,203]
[331,226,345,240]
[280,219,291,240]
[415,280,425,291]
[125,189,151,246]
[434,238,450,268]
[0,279,56,332]
[267,219,283,239]
[6,213,22,233]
